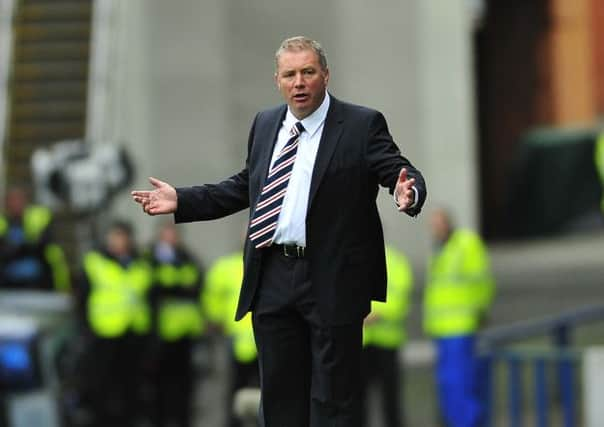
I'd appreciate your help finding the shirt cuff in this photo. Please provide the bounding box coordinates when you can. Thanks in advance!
[393,186,419,210]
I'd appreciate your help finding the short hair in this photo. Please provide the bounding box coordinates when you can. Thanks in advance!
[107,219,133,238]
[431,206,455,228]
[275,36,328,71]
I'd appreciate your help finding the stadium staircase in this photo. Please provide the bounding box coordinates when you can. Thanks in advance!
[4,0,93,276]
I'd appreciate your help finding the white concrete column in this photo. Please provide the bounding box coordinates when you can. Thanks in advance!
[584,346,604,427]
[103,0,234,259]
[328,0,429,266]
[0,0,16,197]
[87,0,155,242]
[415,0,479,231]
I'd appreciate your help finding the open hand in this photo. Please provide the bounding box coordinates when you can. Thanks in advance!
[131,177,177,215]
[395,168,416,212]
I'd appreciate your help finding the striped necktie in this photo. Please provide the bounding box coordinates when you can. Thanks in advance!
[249,121,305,248]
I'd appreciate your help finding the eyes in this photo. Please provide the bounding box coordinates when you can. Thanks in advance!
[280,68,317,80]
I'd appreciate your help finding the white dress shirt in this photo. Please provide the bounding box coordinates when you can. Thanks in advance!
[271,92,331,246]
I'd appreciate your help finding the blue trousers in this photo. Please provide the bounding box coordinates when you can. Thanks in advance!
[435,335,483,427]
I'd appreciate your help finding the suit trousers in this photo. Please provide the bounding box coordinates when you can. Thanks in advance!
[252,247,363,427]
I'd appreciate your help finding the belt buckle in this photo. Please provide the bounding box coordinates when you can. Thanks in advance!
[282,244,304,258]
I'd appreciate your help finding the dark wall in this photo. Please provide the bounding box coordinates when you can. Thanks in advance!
[474,0,551,238]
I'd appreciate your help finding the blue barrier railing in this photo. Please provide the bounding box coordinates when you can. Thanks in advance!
[480,348,580,427]
[478,304,604,427]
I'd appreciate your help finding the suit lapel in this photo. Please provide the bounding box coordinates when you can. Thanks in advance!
[307,97,344,211]
[257,105,287,185]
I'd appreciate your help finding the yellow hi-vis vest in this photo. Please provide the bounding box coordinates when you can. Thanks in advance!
[231,313,256,364]
[203,252,257,363]
[423,229,495,338]
[0,205,70,291]
[595,133,604,212]
[363,245,413,349]
[84,251,153,338]
[22,205,52,243]
[154,261,204,341]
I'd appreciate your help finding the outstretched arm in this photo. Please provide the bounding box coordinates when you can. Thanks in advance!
[132,114,258,221]
[131,177,178,216]
[366,112,427,216]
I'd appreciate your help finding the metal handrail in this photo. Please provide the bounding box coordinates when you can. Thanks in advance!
[478,304,604,427]
[479,304,604,350]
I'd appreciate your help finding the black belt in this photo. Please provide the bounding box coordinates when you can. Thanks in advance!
[271,243,306,259]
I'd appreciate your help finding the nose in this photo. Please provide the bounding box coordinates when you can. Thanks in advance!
[294,72,305,88]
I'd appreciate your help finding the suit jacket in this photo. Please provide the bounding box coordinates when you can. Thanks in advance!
[175,95,426,325]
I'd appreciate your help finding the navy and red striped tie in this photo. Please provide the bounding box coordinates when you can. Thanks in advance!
[249,121,305,248]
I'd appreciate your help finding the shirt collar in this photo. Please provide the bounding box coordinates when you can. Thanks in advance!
[285,91,330,138]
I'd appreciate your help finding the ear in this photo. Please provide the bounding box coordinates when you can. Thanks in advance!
[274,73,280,90]
[324,68,330,86]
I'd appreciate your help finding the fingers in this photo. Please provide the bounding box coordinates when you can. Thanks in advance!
[148,176,165,189]
[398,168,407,183]
[395,167,416,212]
[396,178,416,212]
[397,195,412,212]
[131,190,156,216]
[140,198,156,216]
[131,194,146,204]
[131,191,151,206]
[403,177,416,189]
[398,199,409,212]
[132,177,175,216]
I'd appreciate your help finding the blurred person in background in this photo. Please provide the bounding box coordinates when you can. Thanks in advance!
[203,250,259,427]
[75,220,152,427]
[146,221,205,427]
[0,186,70,291]
[424,208,495,427]
[132,35,426,426]
[361,244,413,427]
[595,132,604,215]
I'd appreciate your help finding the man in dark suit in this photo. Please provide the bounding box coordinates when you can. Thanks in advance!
[132,36,426,427]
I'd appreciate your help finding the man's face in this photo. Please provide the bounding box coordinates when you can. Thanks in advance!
[5,189,27,218]
[275,49,329,120]
[430,210,451,244]
[159,225,179,246]
[106,229,132,258]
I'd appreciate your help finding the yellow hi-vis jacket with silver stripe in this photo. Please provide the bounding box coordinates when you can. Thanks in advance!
[363,245,413,349]
[84,251,153,338]
[0,205,70,291]
[152,257,204,342]
[423,229,495,338]
[203,252,257,363]
[595,132,604,212]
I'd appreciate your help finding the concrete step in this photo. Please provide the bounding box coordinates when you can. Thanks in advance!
[16,1,91,22]
[12,82,86,102]
[15,22,90,42]
[15,41,89,61]
[12,60,88,81]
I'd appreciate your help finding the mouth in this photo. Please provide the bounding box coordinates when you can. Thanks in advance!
[293,93,309,103]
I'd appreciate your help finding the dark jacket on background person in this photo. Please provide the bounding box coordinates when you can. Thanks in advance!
[75,247,153,427]
[146,243,204,342]
[0,205,70,291]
